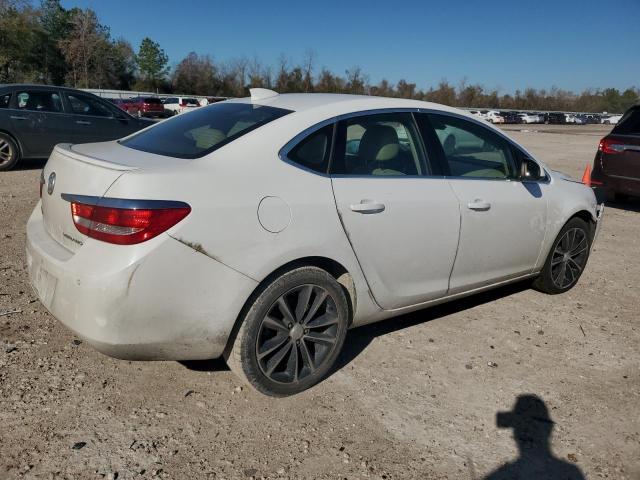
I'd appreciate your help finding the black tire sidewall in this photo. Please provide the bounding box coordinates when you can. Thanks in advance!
[238,267,349,397]
[0,133,19,171]
[538,217,591,294]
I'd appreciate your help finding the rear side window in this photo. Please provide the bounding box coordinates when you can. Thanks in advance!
[0,93,10,108]
[184,98,199,105]
[121,102,291,159]
[331,112,427,176]
[613,107,640,135]
[286,124,333,173]
[16,91,63,113]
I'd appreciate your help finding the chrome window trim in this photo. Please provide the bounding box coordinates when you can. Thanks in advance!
[61,193,190,210]
[278,107,551,184]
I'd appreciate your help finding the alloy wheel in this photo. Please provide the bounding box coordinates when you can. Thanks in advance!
[256,284,340,384]
[550,227,589,289]
[0,138,13,167]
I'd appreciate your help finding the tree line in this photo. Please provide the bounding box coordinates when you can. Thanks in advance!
[1,0,638,113]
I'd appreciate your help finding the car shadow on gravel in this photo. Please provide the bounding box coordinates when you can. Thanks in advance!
[334,279,532,372]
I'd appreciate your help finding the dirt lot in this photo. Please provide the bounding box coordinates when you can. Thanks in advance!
[1,124,638,479]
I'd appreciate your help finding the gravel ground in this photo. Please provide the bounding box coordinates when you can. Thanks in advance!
[1,125,638,479]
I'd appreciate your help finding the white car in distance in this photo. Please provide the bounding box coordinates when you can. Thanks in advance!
[162,96,201,116]
[27,89,603,396]
[485,110,505,124]
[519,113,540,124]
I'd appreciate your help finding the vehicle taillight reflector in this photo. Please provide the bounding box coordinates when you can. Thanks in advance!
[69,201,190,245]
[598,137,624,154]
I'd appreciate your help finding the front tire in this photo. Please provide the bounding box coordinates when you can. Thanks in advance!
[533,217,592,294]
[226,267,349,396]
[0,133,20,171]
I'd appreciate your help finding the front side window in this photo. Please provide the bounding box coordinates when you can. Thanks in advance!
[428,113,517,179]
[331,112,426,176]
[15,91,63,113]
[121,102,292,159]
[67,93,115,117]
[286,124,333,173]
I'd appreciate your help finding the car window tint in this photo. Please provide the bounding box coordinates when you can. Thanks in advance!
[16,91,62,113]
[67,94,114,117]
[286,124,333,173]
[121,102,291,159]
[428,113,516,179]
[331,112,426,176]
[613,108,640,135]
[0,93,10,108]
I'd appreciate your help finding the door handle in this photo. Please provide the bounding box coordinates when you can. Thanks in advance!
[10,115,28,120]
[467,199,491,211]
[76,120,92,125]
[350,200,386,214]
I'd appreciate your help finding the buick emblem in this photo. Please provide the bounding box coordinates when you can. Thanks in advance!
[47,172,56,195]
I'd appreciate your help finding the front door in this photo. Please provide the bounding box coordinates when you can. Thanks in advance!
[64,92,136,144]
[422,112,548,293]
[330,112,461,309]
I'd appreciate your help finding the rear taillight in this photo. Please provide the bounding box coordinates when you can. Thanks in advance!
[598,137,624,154]
[66,197,190,245]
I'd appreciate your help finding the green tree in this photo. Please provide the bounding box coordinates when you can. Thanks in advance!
[136,37,169,90]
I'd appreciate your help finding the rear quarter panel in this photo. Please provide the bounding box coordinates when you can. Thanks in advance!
[105,114,377,325]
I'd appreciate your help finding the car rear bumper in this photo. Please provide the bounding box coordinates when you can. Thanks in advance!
[26,204,257,361]
[592,170,640,198]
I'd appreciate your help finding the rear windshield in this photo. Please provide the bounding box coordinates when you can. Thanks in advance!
[184,98,199,105]
[121,102,292,159]
[612,107,640,135]
[143,97,162,104]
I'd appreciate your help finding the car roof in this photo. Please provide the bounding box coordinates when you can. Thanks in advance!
[228,92,464,117]
[0,83,90,93]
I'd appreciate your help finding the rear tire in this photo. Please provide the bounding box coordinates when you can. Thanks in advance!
[226,267,349,397]
[533,217,592,294]
[0,133,19,171]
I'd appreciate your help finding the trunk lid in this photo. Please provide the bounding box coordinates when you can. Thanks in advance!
[42,144,131,253]
[41,142,189,253]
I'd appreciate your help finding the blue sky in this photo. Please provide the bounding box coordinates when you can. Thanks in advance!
[60,0,640,93]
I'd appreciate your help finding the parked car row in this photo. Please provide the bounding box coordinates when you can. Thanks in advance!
[469,110,621,125]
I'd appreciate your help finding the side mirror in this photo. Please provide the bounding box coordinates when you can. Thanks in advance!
[521,158,545,181]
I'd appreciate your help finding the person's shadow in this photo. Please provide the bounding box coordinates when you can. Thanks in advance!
[483,394,585,479]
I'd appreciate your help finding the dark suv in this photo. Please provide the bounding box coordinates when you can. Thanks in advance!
[591,105,640,201]
[0,84,153,171]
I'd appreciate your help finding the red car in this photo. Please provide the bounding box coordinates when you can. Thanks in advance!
[128,97,165,118]
[591,105,640,201]
[112,98,140,116]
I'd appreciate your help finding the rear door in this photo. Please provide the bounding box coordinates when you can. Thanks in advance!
[330,112,461,309]
[9,89,74,157]
[64,92,136,143]
[603,107,640,180]
[419,112,548,293]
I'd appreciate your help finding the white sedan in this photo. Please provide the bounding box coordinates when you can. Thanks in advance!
[518,113,540,124]
[26,89,603,396]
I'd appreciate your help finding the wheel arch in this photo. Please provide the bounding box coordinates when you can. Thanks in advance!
[222,256,356,358]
